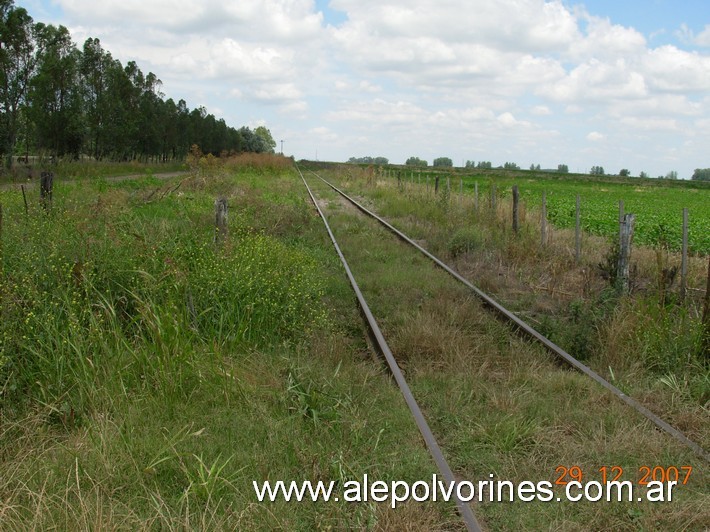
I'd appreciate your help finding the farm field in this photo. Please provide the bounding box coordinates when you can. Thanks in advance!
[383,167,710,254]
[0,157,708,530]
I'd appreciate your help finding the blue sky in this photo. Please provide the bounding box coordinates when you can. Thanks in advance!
[15,0,710,177]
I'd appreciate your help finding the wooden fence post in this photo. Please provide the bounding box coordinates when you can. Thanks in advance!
[21,185,28,215]
[541,191,547,246]
[40,171,53,210]
[681,208,688,302]
[512,185,519,234]
[702,256,710,359]
[474,182,479,212]
[575,194,581,263]
[435,175,440,194]
[214,197,228,245]
[618,213,635,293]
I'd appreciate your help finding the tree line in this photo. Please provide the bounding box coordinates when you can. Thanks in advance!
[0,0,275,169]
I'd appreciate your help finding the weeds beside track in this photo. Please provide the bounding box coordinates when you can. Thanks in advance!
[298,163,709,530]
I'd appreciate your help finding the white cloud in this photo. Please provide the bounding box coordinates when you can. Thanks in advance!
[696,25,710,46]
[587,131,606,142]
[30,0,710,177]
[531,105,552,115]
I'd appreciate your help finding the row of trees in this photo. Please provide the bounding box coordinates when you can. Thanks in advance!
[0,1,275,168]
[353,150,703,181]
[347,156,389,165]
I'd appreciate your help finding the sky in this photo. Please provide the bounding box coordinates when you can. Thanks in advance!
[15,0,710,178]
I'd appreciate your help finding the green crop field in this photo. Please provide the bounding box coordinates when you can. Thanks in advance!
[447,171,709,254]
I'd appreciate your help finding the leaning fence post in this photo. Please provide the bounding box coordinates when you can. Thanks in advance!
[21,185,28,215]
[618,213,635,293]
[214,197,228,245]
[512,185,519,234]
[702,256,710,359]
[681,208,688,302]
[40,171,54,211]
[541,191,547,246]
[575,194,581,263]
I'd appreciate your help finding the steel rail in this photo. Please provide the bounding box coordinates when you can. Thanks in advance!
[309,169,710,464]
[296,166,483,532]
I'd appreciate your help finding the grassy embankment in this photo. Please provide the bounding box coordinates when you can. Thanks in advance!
[0,155,462,529]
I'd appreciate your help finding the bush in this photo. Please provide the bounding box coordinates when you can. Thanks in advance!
[447,227,483,257]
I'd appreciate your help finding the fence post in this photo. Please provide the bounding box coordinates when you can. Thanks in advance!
[512,185,519,234]
[474,182,479,212]
[40,171,54,211]
[490,184,496,213]
[618,213,635,293]
[702,256,710,359]
[575,194,581,263]
[541,191,547,246]
[214,197,228,245]
[21,184,28,215]
[435,175,440,194]
[681,208,688,302]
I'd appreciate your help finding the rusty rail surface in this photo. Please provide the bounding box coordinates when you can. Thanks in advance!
[296,165,483,532]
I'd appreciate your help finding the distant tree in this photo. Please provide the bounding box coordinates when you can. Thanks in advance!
[691,168,710,181]
[348,156,388,165]
[619,168,630,177]
[557,164,569,173]
[405,156,428,167]
[590,166,605,175]
[465,160,475,168]
[639,171,649,179]
[476,161,492,169]
[528,163,540,171]
[254,126,276,153]
[504,162,520,170]
[665,170,678,180]
[433,157,453,167]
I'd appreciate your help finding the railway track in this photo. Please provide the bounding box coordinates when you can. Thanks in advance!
[296,163,708,530]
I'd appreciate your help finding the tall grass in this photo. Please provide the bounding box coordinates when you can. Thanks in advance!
[0,173,325,415]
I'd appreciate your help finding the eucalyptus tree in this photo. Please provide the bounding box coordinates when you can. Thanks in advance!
[0,0,37,167]
[28,23,84,158]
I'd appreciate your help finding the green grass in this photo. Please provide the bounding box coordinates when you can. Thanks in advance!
[304,175,709,530]
[1,159,708,530]
[0,160,458,529]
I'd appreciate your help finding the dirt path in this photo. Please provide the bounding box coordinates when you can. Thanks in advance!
[0,171,189,191]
